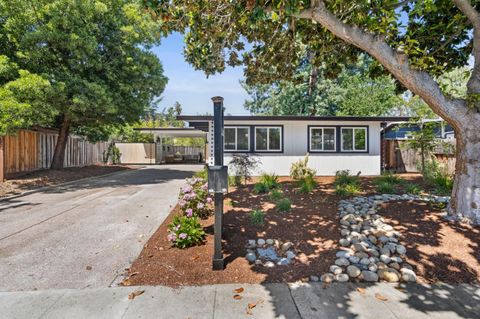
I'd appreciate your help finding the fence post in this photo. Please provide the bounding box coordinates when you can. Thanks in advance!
[0,136,4,182]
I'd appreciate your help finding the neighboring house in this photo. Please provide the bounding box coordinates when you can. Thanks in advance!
[178,115,410,176]
[383,119,455,140]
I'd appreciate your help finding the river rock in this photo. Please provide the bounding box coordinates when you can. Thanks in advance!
[330,265,343,275]
[379,268,400,282]
[362,270,379,282]
[246,253,256,262]
[336,273,349,282]
[257,238,266,246]
[347,265,361,278]
[321,273,335,283]
[401,268,417,282]
[335,258,350,267]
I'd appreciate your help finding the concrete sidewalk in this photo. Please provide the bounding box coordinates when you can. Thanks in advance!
[1,282,478,319]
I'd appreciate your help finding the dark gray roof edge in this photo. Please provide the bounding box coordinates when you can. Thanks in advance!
[133,127,200,131]
[177,115,411,122]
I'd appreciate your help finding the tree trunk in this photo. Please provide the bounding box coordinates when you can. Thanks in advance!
[448,115,480,223]
[50,114,71,170]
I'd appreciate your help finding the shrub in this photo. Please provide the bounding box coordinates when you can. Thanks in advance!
[335,183,360,197]
[228,175,242,187]
[194,166,208,180]
[179,176,213,219]
[167,215,205,249]
[250,209,265,226]
[269,189,284,202]
[290,154,316,180]
[405,183,422,195]
[422,159,453,195]
[376,172,402,185]
[299,175,316,193]
[376,181,396,194]
[254,173,280,194]
[229,154,260,186]
[335,170,360,186]
[103,144,122,164]
[276,198,292,212]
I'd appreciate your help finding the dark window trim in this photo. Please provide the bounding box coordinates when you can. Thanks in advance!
[223,125,250,153]
[253,125,284,153]
[307,125,369,154]
[340,126,369,153]
[307,125,338,153]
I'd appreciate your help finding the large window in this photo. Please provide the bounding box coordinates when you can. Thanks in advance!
[341,127,367,152]
[310,127,336,151]
[255,126,282,152]
[224,127,250,151]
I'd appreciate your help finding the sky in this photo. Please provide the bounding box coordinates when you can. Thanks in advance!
[151,32,250,115]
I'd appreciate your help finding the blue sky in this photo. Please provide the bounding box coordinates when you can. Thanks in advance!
[152,33,250,115]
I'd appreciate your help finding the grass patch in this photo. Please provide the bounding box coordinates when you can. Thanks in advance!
[249,209,265,226]
[298,175,316,194]
[253,173,280,194]
[276,198,292,213]
[335,183,361,197]
[269,189,284,202]
[376,181,396,194]
[405,183,422,195]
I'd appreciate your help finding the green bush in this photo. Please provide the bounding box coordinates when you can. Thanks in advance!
[376,172,402,185]
[290,154,317,180]
[335,170,360,186]
[298,175,316,193]
[422,159,453,195]
[405,183,422,195]
[376,181,396,194]
[276,198,292,212]
[335,183,360,197]
[167,215,205,249]
[269,189,284,202]
[228,175,242,187]
[194,166,208,180]
[254,173,280,193]
[250,209,265,226]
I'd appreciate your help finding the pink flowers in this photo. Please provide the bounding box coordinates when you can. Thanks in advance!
[179,233,187,239]
[206,197,213,204]
[167,233,177,242]
[197,202,204,209]
[186,208,193,217]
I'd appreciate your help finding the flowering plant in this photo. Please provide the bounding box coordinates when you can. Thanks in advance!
[179,176,213,219]
[167,215,205,248]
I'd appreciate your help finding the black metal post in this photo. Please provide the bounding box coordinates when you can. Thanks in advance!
[212,96,225,270]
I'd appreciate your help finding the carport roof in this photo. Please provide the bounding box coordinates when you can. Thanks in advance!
[134,127,207,138]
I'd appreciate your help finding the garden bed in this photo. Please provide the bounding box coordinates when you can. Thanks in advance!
[125,173,478,287]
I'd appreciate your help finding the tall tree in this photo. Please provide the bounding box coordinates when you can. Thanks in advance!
[147,0,480,223]
[0,0,167,168]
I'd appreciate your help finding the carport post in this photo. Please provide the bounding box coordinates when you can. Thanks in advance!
[212,96,225,270]
[0,136,4,182]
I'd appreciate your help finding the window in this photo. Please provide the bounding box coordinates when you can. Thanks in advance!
[224,127,250,151]
[341,127,367,151]
[255,127,282,152]
[310,127,336,151]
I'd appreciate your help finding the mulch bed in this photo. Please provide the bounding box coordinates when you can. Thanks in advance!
[0,165,132,198]
[127,174,479,286]
[379,201,480,283]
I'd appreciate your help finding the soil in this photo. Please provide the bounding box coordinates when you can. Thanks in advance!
[127,174,479,287]
[0,165,132,198]
[379,201,480,283]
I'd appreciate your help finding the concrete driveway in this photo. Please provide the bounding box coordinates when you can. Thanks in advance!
[0,165,202,291]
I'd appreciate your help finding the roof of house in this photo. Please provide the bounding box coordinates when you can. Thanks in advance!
[134,127,207,138]
[177,115,411,122]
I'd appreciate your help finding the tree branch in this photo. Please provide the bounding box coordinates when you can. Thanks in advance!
[295,3,468,126]
[453,0,480,29]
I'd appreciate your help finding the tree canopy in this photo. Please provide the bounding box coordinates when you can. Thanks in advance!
[243,55,401,116]
[0,0,168,167]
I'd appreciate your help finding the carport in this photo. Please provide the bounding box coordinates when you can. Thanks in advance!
[134,127,207,164]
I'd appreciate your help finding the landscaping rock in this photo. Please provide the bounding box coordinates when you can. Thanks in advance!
[257,238,266,246]
[321,273,335,283]
[264,261,275,268]
[347,265,361,278]
[401,268,417,282]
[362,270,379,282]
[281,242,293,252]
[378,268,400,282]
[335,258,350,267]
[277,258,290,266]
[336,273,349,282]
[246,253,256,263]
[310,275,319,282]
[339,238,351,247]
[330,265,343,275]
[266,239,274,245]
[286,250,296,260]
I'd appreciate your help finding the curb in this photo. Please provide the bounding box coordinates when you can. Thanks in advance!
[0,167,141,202]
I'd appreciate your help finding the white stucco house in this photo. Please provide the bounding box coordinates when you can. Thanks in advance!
[178,115,410,176]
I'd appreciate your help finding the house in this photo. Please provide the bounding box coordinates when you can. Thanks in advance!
[178,115,410,176]
[383,119,455,140]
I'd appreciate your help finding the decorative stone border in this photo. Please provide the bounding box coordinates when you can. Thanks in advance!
[313,193,450,283]
[245,239,296,267]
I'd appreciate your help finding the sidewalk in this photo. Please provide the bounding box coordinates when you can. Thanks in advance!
[1,282,478,319]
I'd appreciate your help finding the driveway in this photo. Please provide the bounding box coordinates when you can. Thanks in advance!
[0,165,202,291]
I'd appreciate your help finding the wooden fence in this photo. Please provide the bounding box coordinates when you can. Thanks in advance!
[384,139,456,174]
[1,129,109,177]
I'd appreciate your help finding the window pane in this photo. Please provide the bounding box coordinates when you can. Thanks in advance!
[237,128,249,150]
[256,128,268,150]
[342,128,353,151]
[311,129,323,150]
[269,128,281,150]
[224,128,236,150]
[354,128,366,150]
[324,128,336,150]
